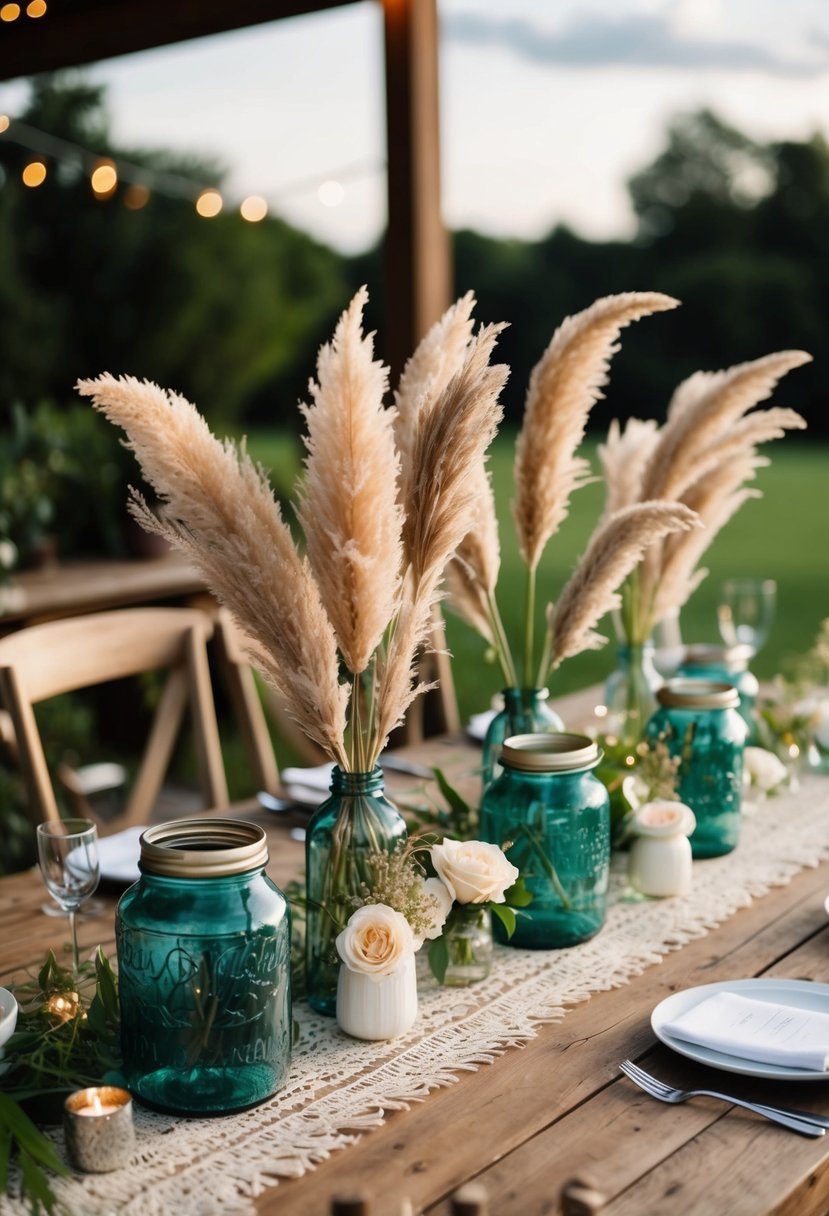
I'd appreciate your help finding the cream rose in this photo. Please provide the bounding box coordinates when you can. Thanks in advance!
[336,904,415,980]
[430,838,519,905]
[413,877,453,948]
[743,746,788,793]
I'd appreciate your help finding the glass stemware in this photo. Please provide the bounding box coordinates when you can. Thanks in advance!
[36,819,100,972]
[717,578,777,656]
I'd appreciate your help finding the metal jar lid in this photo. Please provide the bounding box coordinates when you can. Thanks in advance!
[682,643,752,671]
[656,679,740,710]
[139,818,268,878]
[500,732,601,773]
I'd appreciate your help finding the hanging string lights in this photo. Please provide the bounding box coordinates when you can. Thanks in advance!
[0,111,382,221]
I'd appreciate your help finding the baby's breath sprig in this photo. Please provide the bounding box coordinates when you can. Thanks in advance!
[354,838,444,943]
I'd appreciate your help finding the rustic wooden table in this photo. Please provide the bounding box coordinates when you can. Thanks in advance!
[3,690,829,1216]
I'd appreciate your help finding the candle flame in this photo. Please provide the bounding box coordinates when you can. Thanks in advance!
[91,1093,103,1116]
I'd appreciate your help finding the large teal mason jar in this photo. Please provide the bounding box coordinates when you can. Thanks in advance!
[645,680,748,858]
[482,688,564,786]
[480,733,610,948]
[676,644,759,743]
[117,819,292,1115]
[305,766,407,1016]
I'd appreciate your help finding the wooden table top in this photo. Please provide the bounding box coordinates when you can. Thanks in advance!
[3,691,829,1216]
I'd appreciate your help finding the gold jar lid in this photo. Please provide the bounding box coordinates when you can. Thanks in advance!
[139,819,268,878]
[501,732,600,773]
[656,679,740,710]
[682,643,752,671]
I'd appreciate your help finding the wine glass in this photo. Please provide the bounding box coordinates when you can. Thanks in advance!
[717,579,777,657]
[36,819,100,973]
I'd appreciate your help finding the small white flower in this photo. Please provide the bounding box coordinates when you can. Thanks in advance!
[412,877,453,948]
[430,838,519,905]
[743,746,789,794]
[336,904,415,981]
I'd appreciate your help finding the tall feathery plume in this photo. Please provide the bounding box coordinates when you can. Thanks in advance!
[679,407,806,489]
[547,502,700,669]
[640,350,812,503]
[296,287,402,678]
[75,374,349,764]
[597,417,661,520]
[373,328,509,755]
[512,292,680,572]
[649,450,763,623]
[393,292,477,513]
[444,464,502,648]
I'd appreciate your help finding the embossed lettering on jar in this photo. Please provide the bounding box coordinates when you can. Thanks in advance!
[116,819,292,1115]
[480,733,610,949]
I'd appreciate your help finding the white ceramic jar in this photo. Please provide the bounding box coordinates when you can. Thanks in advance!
[336,955,418,1041]
[627,800,696,898]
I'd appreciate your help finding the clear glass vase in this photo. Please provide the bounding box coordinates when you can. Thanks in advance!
[438,905,493,986]
[482,687,564,786]
[603,642,662,749]
[305,766,407,1017]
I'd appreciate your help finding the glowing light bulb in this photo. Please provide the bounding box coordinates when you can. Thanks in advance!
[196,189,223,218]
[240,195,267,222]
[0,3,21,21]
[22,160,46,187]
[91,160,118,198]
[0,116,9,134]
[26,0,46,15]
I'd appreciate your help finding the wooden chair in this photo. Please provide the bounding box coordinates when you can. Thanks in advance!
[0,607,229,830]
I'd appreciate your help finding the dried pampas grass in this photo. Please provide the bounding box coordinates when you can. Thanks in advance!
[602,346,811,643]
[547,503,699,668]
[76,373,351,765]
[513,291,679,571]
[79,287,508,771]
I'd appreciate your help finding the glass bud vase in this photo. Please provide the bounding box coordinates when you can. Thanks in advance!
[305,766,407,1017]
[482,687,564,786]
[439,904,493,987]
[603,642,662,749]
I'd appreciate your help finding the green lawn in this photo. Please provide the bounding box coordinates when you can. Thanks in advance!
[242,428,829,724]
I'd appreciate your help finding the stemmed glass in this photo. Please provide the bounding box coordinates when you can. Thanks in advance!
[717,579,777,657]
[36,819,100,973]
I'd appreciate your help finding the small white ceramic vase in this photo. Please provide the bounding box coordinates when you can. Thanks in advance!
[628,800,696,898]
[336,955,418,1040]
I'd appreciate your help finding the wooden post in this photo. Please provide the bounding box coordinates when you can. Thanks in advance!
[383,0,452,380]
[450,1183,489,1216]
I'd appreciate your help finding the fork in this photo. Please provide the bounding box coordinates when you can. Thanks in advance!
[619,1059,826,1137]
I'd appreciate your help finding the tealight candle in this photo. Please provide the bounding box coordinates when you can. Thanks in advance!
[64,1086,134,1173]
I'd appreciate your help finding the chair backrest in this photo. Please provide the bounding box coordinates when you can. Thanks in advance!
[0,607,229,830]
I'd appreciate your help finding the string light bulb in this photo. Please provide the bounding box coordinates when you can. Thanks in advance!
[123,183,150,210]
[240,195,267,222]
[90,159,118,198]
[0,116,9,134]
[22,159,46,187]
[0,3,21,20]
[317,179,344,207]
[26,0,46,14]
[195,188,223,218]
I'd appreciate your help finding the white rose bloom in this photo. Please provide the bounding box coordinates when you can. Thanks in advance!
[413,877,453,948]
[336,904,415,980]
[430,838,520,905]
[743,746,789,793]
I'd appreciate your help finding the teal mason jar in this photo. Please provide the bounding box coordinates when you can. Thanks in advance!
[482,688,564,786]
[677,644,759,743]
[645,680,748,858]
[480,733,610,949]
[117,819,291,1115]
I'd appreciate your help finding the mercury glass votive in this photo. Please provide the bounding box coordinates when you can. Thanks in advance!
[63,1086,135,1173]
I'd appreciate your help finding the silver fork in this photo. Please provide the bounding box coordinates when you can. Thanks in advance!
[619,1059,826,1137]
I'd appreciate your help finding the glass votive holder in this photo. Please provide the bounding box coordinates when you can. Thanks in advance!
[63,1086,135,1173]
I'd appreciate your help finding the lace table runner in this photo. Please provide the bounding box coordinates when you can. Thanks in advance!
[4,776,829,1216]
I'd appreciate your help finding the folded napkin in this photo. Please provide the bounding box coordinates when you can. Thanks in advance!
[663,991,829,1071]
[96,826,145,884]
[280,763,333,806]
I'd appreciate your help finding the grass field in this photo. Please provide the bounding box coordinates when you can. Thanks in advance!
[242,428,828,724]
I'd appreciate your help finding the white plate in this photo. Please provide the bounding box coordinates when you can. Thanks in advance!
[652,978,829,1081]
[96,826,145,885]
